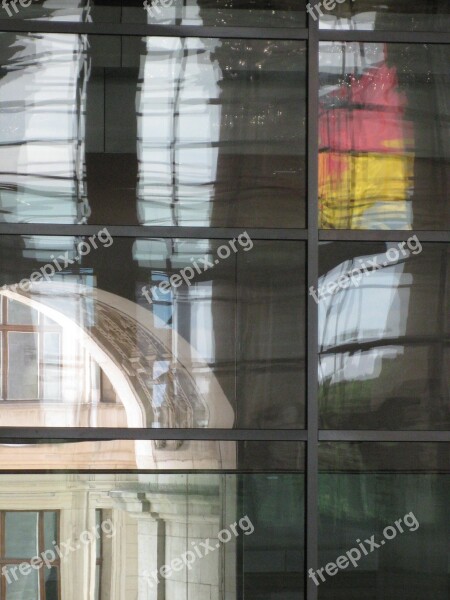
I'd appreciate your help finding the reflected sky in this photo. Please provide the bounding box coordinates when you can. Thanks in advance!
[319,243,450,429]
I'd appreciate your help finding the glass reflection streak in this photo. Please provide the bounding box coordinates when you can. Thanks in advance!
[0,33,90,223]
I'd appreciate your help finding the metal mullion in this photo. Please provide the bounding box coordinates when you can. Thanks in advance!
[306,9,320,600]
[0,224,308,241]
[319,230,450,243]
[0,428,308,442]
[0,20,309,40]
[319,30,450,44]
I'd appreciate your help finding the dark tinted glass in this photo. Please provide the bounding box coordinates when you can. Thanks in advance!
[0,0,306,27]
[0,236,305,428]
[317,0,450,31]
[319,443,450,600]
[319,43,450,230]
[0,33,306,226]
[0,472,305,600]
[319,242,449,429]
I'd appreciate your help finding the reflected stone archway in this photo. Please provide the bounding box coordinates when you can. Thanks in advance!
[0,281,235,469]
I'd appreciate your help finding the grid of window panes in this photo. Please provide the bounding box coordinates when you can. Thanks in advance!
[0,2,448,600]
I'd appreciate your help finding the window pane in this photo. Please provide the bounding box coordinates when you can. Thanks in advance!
[319,43,450,230]
[0,0,307,27]
[5,512,39,558]
[319,242,449,429]
[7,300,39,326]
[0,471,305,600]
[7,333,39,400]
[0,33,306,227]
[318,0,450,31]
[44,566,59,600]
[44,512,58,552]
[42,333,62,401]
[5,563,39,600]
[319,443,450,600]
[0,236,305,428]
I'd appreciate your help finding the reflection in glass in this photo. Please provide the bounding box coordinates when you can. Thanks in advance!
[0,236,305,428]
[319,443,450,600]
[0,0,306,27]
[0,472,305,600]
[0,33,306,227]
[0,32,90,224]
[5,512,39,558]
[319,43,449,230]
[319,243,450,429]
[318,0,450,32]
[5,565,39,600]
[0,441,306,471]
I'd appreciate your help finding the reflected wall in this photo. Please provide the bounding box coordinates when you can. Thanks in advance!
[0,469,305,600]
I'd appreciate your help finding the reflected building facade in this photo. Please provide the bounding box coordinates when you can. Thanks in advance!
[0,2,448,600]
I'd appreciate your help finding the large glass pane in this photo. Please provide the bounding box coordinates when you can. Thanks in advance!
[319,43,450,230]
[317,0,450,31]
[5,512,39,558]
[0,0,307,27]
[5,564,39,600]
[318,242,449,429]
[7,333,39,400]
[318,443,450,600]
[0,471,305,600]
[0,235,305,428]
[7,299,38,326]
[0,33,306,227]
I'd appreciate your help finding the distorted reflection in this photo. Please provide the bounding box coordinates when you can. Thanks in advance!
[0,282,231,429]
[0,472,305,600]
[319,42,449,230]
[0,32,91,223]
[319,243,450,429]
[319,42,415,229]
[136,36,305,226]
[0,0,305,26]
[0,236,305,428]
[0,33,306,226]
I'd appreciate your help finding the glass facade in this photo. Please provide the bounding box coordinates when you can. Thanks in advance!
[0,2,448,600]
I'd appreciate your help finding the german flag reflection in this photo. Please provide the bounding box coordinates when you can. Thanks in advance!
[319,47,415,230]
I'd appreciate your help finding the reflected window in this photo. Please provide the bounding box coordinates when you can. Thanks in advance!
[1,298,62,401]
[318,243,450,429]
[0,510,60,600]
